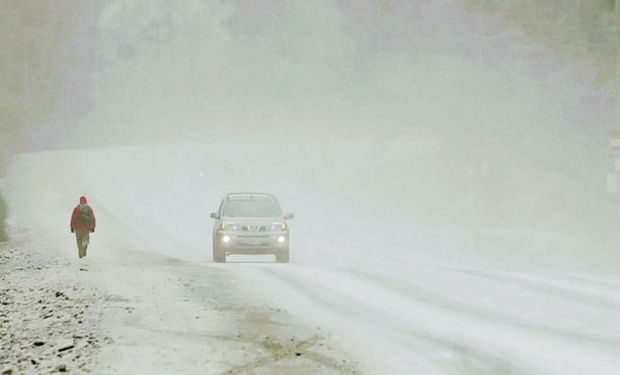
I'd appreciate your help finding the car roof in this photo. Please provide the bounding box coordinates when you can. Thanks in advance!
[225,192,277,201]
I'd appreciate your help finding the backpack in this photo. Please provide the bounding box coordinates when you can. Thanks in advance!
[78,205,91,224]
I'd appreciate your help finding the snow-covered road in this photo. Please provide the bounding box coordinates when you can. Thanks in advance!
[4,143,620,374]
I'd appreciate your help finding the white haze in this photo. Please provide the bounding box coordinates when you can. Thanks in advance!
[4,2,620,373]
[16,1,619,269]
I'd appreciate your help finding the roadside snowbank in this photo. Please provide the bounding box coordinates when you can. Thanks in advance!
[0,192,7,242]
[0,241,111,374]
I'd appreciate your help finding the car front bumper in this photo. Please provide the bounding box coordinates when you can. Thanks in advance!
[215,231,289,254]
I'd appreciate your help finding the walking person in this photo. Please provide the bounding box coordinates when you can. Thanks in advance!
[70,196,96,258]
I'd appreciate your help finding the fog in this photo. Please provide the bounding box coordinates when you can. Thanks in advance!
[2,1,618,269]
[2,2,620,373]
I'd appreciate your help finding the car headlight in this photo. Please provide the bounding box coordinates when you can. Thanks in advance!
[269,222,287,231]
[220,222,239,231]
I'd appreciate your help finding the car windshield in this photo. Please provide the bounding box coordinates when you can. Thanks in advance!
[222,198,282,217]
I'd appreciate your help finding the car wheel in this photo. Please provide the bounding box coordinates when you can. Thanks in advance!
[276,248,289,263]
[213,246,226,263]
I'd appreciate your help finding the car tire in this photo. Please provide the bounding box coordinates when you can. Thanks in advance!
[276,248,289,263]
[213,246,226,263]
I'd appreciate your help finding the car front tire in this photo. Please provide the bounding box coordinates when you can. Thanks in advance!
[276,248,289,263]
[213,245,226,263]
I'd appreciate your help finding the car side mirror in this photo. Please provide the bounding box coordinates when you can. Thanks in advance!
[210,212,219,219]
[284,213,294,220]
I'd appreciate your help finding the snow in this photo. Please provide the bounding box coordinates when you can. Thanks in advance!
[3,142,620,374]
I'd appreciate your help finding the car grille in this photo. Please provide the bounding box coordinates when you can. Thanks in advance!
[237,233,270,246]
[241,225,268,232]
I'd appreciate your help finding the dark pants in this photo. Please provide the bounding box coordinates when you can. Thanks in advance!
[76,230,90,258]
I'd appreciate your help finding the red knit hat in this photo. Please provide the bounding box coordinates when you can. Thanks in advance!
[79,196,87,204]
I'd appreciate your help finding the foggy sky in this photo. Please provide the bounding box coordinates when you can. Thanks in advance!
[2,0,618,245]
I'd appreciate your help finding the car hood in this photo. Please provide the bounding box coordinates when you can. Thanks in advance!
[219,217,284,225]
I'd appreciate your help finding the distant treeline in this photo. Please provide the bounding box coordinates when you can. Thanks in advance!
[0,1,95,157]
[467,0,618,83]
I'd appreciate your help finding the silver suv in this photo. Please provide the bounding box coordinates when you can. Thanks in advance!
[210,193,293,263]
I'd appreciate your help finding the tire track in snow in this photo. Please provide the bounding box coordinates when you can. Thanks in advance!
[553,273,620,290]
[445,268,620,310]
[251,266,535,374]
[347,268,620,349]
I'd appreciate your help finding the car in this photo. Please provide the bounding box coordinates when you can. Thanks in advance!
[210,193,293,263]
